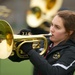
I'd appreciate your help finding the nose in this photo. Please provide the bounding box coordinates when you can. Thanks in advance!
[50,25,55,33]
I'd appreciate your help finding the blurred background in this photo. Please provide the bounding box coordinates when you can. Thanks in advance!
[0,0,75,75]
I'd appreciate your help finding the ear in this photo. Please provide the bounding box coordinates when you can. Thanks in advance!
[69,31,73,35]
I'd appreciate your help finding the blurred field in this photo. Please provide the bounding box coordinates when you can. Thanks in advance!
[0,59,75,75]
[0,59,33,75]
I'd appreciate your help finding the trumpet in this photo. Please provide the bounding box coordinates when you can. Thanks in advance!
[0,20,52,59]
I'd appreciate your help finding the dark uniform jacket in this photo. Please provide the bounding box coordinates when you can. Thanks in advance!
[27,39,75,75]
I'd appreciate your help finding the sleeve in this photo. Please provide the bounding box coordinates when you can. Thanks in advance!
[28,47,75,75]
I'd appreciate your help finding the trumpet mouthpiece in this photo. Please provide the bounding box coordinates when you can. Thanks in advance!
[43,33,52,37]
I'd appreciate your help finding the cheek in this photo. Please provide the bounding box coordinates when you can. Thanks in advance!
[50,31,67,41]
[56,32,64,36]
[55,31,67,38]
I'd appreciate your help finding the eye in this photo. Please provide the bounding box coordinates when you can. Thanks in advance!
[55,25,61,29]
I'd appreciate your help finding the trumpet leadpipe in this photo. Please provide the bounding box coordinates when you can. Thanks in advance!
[13,33,52,40]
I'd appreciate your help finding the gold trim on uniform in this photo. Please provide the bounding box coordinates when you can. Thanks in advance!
[53,52,60,59]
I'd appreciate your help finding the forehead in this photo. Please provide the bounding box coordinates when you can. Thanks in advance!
[52,15,64,27]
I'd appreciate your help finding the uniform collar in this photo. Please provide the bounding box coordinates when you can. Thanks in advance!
[48,39,75,54]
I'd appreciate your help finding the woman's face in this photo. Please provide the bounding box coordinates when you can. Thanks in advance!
[50,15,69,46]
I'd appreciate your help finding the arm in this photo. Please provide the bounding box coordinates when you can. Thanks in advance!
[28,47,75,75]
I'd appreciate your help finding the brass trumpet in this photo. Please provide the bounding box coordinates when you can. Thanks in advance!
[0,20,52,59]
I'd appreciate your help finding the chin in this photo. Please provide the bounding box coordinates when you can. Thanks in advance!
[50,37,55,42]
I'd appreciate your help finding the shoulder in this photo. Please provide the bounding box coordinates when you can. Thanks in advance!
[69,46,75,52]
[63,46,75,56]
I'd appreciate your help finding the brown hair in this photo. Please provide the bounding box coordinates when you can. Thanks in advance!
[56,10,75,40]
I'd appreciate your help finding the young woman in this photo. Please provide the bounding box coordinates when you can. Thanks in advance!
[20,10,75,75]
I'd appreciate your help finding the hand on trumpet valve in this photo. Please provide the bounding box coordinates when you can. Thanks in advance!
[18,29,31,35]
[16,41,33,54]
[18,29,32,53]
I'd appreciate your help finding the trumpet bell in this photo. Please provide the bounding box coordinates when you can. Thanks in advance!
[0,20,14,59]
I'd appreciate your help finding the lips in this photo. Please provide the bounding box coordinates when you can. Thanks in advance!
[49,33,53,36]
